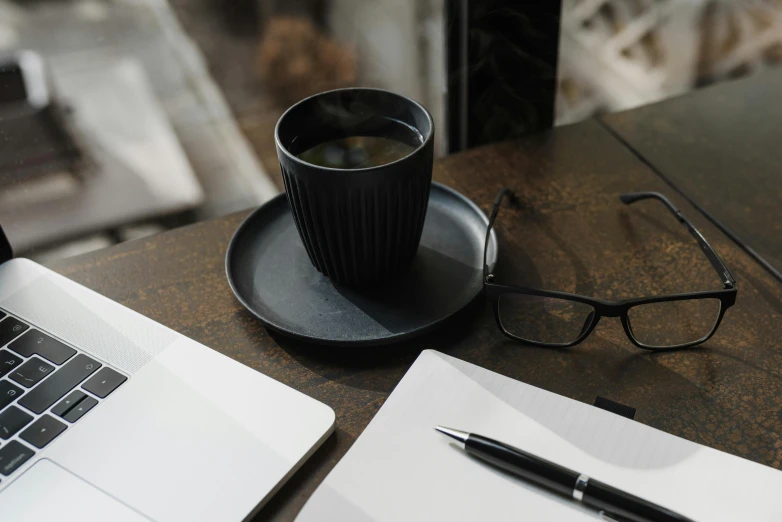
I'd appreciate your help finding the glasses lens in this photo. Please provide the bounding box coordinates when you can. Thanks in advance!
[498,294,595,345]
[627,298,721,348]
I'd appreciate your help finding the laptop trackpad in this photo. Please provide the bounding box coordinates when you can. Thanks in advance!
[0,459,149,522]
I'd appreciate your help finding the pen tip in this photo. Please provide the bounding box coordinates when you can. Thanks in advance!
[435,426,469,443]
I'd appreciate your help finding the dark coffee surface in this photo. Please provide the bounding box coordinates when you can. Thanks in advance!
[286,114,423,160]
[297,136,417,169]
[276,90,432,161]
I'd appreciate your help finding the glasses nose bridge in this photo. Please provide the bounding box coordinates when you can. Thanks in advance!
[596,303,626,318]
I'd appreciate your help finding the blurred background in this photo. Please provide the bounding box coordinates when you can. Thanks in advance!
[1,0,780,263]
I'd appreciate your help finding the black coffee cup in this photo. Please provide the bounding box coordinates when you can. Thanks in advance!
[275,88,434,287]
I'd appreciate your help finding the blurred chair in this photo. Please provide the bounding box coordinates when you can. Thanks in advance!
[558,0,782,124]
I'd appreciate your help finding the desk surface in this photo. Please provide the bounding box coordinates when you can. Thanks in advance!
[602,69,782,282]
[50,117,782,521]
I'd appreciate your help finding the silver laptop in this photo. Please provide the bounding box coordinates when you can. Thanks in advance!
[0,227,335,521]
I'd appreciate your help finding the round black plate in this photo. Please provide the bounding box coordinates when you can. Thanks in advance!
[225,182,498,346]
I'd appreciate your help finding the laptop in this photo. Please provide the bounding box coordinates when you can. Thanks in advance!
[0,225,335,521]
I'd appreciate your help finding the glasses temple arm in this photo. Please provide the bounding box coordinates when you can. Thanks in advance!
[484,189,517,280]
[620,192,736,289]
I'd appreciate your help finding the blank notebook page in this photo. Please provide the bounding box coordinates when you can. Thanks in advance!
[296,350,782,521]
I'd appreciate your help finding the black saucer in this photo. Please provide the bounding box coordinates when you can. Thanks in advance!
[225,182,498,346]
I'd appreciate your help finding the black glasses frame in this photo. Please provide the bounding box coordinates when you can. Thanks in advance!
[483,189,737,350]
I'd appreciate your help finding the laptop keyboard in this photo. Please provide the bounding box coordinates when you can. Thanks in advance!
[0,310,127,481]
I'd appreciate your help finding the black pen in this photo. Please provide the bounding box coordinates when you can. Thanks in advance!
[435,427,696,522]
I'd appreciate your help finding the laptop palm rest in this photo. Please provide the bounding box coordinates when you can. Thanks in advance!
[0,459,149,522]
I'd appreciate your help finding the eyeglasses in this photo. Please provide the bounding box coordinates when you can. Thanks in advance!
[483,189,737,350]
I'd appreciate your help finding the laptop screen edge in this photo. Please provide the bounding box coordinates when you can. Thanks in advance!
[0,223,14,263]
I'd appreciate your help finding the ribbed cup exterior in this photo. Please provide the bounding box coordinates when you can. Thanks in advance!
[279,148,433,287]
[275,88,435,287]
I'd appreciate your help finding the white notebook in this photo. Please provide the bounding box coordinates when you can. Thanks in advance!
[296,350,782,521]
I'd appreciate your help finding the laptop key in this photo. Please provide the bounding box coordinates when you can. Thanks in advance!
[0,440,34,476]
[0,349,23,377]
[18,354,100,414]
[9,357,56,388]
[0,406,33,440]
[0,380,23,410]
[9,330,76,365]
[0,317,28,348]
[63,396,98,423]
[52,390,87,417]
[20,415,67,449]
[82,368,127,398]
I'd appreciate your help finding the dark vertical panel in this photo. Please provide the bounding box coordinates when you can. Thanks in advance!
[447,0,562,152]
[446,0,469,153]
